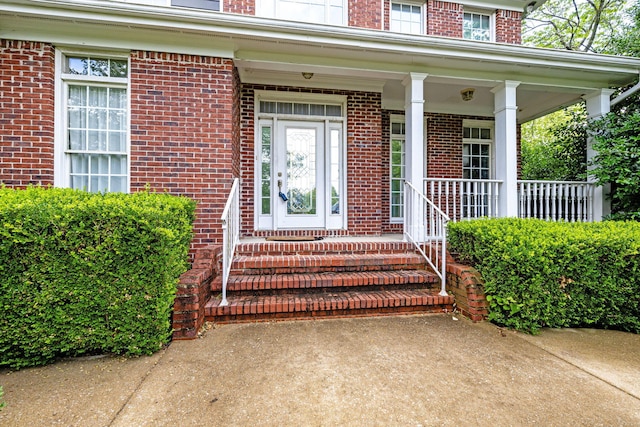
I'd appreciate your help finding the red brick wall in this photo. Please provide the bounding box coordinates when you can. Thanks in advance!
[0,40,55,187]
[225,0,255,15]
[427,0,463,38]
[240,85,383,236]
[496,9,522,44]
[349,0,382,29]
[129,51,235,250]
[232,67,241,178]
[347,91,383,234]
[426,113,464,178]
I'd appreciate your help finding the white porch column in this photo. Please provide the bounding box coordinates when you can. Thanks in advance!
[491,81,520,217]
[402,73,428,188]
[584,89,615,221]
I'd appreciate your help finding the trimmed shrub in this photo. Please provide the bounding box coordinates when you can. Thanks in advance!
[0,187,196,369]
[448,218,640,334]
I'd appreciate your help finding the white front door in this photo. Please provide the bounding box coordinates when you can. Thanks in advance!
[275,121,326,228]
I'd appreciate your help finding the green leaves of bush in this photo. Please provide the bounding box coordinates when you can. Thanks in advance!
[0,187,196,369]
[449,218,640,334]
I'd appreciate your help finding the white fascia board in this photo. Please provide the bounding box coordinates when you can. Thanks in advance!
[2,0,639,85]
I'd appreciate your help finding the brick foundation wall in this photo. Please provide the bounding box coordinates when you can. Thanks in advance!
[496,9,522,44]
[349,0,382,29]
[129,51,235,250]
[0,40,55,187]
[446,261,488,321]
[427,0,463,38]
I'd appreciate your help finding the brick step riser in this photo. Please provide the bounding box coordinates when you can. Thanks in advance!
[212,272,439,292]
[234,243,419,258]
[230,263,428,276]
[206,305,452,324]
[215,284,441,297]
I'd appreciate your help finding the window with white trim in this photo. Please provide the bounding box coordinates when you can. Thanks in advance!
[390,2,423,35]
[390,118,406,222]
[257,0,346,26]
[463,11,493,41]
[60,54,129,193]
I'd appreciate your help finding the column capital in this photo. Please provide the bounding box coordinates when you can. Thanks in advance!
[583,89,615,119]
[401,72,429,87]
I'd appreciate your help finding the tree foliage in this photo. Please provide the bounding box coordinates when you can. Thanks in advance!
[523,0,627,53]
[521,106,587,180]
[590,112,640,218]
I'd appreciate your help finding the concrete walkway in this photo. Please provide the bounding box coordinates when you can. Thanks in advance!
[1,314,639,426]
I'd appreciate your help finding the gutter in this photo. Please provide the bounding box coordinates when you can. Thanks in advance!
[611,76,640,107]
[2,0,639,74]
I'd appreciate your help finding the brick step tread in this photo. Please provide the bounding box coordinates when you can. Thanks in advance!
[235,241,417,257]
[211,270,438,292]
[231,253,426,274]
[205,289,453,318]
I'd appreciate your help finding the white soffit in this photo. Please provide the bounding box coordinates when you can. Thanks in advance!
[1,0,638,89]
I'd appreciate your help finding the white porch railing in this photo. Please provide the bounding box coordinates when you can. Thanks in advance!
[518,180,595,222]
[424,178,502,222]
[404,181,449,296]
[220,178,240,307]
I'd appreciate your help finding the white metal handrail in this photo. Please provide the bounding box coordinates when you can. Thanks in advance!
[424,178,502,222]
[220,178,240,307]
[404,181,449,296]
[517,180,594,222]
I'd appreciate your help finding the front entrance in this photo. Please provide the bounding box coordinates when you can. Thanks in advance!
[276,121,325,228]
[254,93,346,231]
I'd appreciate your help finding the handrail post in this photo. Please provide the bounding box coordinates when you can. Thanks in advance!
[220,178,240,308]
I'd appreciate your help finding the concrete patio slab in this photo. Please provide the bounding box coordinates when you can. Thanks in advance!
[1,315,639,426]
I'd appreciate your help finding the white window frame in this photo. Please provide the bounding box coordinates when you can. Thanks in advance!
[256,0,347,26]
[462,120,494,180]
[390,1,424,35]
[462,9,495,42]
[54,49,131,193]
[389,115,406,223]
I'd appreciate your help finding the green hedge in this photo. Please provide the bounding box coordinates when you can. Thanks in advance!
[0,187,196,369]
[448,218,640,334]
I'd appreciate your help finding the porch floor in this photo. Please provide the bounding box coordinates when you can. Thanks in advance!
[205,234,453,323]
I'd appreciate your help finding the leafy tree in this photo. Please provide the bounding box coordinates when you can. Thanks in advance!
[588,3,640,219]
[523,0,627,53]
[521,106,587,180]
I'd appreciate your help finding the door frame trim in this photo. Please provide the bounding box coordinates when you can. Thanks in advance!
[253,90,348,231]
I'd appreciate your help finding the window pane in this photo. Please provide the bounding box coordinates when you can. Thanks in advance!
[67,57,88,75]
[110,176,126,192]
[294,103,309,115]
[68,130,86,150]
[481,128,491,139]
[110,60,128,78]
[309,104,325,116]
[90,59,109,77]
[326,105,342,117]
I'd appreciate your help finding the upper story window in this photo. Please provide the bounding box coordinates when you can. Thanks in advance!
[463,11,493,41]
[57,54,129,193]
[171,0,220,11]
[390,2,423,35]
[257,0,346,26]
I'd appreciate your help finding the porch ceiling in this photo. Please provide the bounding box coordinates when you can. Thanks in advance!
[3,0,639,122]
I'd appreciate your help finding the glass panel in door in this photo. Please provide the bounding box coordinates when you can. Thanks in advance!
[276,121,325,228]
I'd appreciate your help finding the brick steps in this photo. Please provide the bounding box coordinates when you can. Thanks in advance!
[205,290,454,323]
[231,253,426,275]
[204,239,453,324]
[212,270,438,293]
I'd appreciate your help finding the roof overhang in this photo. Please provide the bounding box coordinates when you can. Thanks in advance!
[1,0,639,121]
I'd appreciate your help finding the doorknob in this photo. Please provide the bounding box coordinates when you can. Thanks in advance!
[277,179,288,202]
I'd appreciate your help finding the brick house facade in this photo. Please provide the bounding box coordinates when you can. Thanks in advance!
[1,0,639,250]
